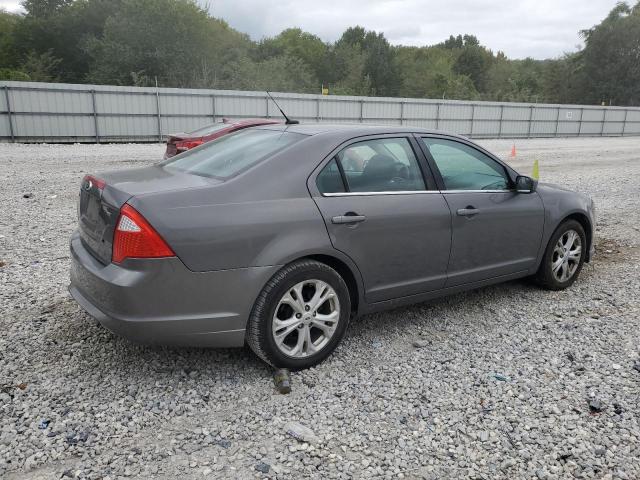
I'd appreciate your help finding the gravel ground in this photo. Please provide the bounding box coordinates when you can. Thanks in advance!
[1,137,639,480]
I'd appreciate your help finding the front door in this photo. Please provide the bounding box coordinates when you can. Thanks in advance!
[419,136,545,287]
[311,136,452,303]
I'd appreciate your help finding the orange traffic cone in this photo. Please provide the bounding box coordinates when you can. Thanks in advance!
[510,144,517,158]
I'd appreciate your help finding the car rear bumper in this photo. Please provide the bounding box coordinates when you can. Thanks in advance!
[68,230,279,347]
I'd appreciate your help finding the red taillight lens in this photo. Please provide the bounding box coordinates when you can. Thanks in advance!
[82,175,106,190]
[175,140,204,152]
[112,204,175,264]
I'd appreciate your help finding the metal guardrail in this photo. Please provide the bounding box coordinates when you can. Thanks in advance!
[1,82,639,142]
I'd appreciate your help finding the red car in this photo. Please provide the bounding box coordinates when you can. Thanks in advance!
[163,118,281,159]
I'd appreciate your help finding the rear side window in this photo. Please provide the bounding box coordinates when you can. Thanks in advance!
[327,137,426,193]
[163,129,304,179]
[316,159,345,194]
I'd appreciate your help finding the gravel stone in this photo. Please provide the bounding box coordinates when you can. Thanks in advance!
[1,138,639,479]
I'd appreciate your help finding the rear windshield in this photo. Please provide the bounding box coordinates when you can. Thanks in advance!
[187,122,229,136]
[162,129,304,179]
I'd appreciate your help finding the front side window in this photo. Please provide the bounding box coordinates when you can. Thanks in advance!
[329,137,426,193]
[423,138,511,191]
[163,129,304,179]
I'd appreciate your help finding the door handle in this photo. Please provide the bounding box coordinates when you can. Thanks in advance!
[332,214,366,224]
[457,207,480,217]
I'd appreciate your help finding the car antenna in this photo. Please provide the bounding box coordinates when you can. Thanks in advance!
[266,91,299,125]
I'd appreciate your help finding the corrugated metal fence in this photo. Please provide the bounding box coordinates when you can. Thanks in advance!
[1,80,640,143]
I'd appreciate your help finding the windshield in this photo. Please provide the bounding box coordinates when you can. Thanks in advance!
[186,122,230,136]
[162,129,304,179]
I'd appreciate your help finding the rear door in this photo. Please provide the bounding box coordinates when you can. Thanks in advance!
[418,136,544,286]
[310,135,452,303]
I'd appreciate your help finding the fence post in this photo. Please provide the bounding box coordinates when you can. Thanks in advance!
[554,107,560,137]
[4,85,15,143]
[600,109,606,136]
[265,96,270,118]
[622,109,628,136]
[155,87,162,143]
[359,100,364,123]
[527,105,533,138]
[211,95,216,122]
[435,103,440,130]
[316,97,320,123]
[90,90,100,143]
[470,104,475,137]
[577,107,584,137]
[498,105,504,138]
[399,101,404,126]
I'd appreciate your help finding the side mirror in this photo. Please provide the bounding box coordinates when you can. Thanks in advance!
[515,175,536,193]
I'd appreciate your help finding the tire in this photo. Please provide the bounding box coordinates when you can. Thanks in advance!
[535,219,587,290]
[246,259,351,370]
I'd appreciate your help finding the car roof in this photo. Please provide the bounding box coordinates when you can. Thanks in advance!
[255,122,468,141]
[232,118,281,125]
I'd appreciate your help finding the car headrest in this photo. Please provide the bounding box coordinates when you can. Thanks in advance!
[362,154,396,178]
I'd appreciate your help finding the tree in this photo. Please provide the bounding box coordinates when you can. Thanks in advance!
[580,1,640,105]
[258,28,328,85]
[21,49,62,81]
[21,0,72,18]
[452,44,492,92]
[335,27,399,96]
[224,55,317,93]
[0,10,21,69]
[85,0,250,87]
[1,0,637,105]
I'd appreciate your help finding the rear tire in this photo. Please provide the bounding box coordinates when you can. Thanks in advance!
[246,260,351,370]
[535,219,586,290]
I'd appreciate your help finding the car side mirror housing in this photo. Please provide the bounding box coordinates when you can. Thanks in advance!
[516,175,536,193]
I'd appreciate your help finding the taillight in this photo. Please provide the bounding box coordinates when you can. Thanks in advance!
[82,175,105,191]
[175,140,204,152]
[112,204,175,263]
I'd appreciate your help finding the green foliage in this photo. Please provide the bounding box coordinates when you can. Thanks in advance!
[336,27,399,96]
[21,50,62,81]
[258,28,329,82]
[0,68,31,81]
[0,0,638,105]
[452,45,492,92]
[0,10,21,68]
[225,54,317,93]
[21,0,72,18]
[580,1,640,105]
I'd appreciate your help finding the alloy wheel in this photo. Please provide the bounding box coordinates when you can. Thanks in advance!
[551,229,582,282]
[272,280,340,358]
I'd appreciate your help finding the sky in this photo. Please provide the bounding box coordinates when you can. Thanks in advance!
[1,0,622,59]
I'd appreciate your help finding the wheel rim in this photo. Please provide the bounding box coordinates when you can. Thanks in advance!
[551,229,582,282]
[272,280,340,358]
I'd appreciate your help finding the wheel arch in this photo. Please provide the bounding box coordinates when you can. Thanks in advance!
[561,212,593,262]
[300,254,362,317]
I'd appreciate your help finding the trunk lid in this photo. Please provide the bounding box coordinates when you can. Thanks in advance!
[164,134,188,159]
[77,166,217,264]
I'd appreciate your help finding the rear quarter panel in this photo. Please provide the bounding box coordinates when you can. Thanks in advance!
[128,134,341,272]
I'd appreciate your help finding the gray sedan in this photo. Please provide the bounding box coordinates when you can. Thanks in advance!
[69,124,595,369]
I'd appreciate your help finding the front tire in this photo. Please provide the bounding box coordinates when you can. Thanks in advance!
[246,260,351,370]
[535,219,586,290]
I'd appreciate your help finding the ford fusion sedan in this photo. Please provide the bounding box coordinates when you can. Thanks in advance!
[69,124,595,369]
[163,118,281,158]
